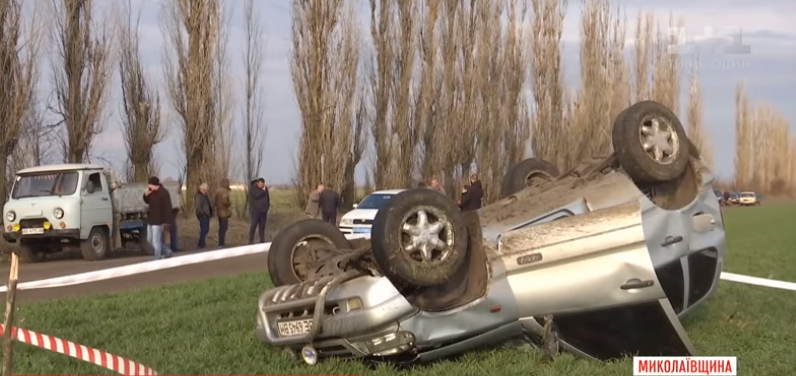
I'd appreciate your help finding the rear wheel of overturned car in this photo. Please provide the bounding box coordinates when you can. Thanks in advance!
[612,100,691,183]
[267,219,351,287]
[17,243,46,263]
[501,158,561,198]
[371,188,468,288]
[80,227,109,261]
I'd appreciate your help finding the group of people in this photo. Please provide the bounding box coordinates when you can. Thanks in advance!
[419,174,484,211]
[142,175,273,261]
[304,184,342,224]
[194,177,272,249]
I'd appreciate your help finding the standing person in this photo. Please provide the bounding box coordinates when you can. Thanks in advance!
[142,177,173,260]
[459,174,483,211]
[213,178,232,248]
[319,184,341,225]
[194,183,212,249]
[305,184,323,219]
[248,177,270,244]
[429,176,445,195]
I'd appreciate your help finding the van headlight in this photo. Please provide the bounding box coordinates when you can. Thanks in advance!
[54,208,64,219]
[5,211,15,222]
[340,218,353,226]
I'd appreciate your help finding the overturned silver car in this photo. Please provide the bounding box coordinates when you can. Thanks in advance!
[257,101,726,364]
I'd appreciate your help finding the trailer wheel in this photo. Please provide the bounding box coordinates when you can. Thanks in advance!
[81,227,109,261]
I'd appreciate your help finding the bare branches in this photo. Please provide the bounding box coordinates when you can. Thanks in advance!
[242,0,265,183]
[117,0,163,182]
[50,0,112,163]
[1,0,41,199]
[161,0,227,211]
[686,56,712,168]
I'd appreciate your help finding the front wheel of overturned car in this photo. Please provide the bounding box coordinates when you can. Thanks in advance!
[267,219,351,287]
[501,158,561,198]
[371,188,468,288]
[612,100,691,183]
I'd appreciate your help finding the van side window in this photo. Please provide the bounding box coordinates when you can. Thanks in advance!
[87,173,104,193]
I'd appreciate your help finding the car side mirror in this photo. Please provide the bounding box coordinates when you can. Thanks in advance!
[85,182,95,194]
[352,203,358,209]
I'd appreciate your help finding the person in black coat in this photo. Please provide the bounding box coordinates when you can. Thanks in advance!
[248,178,271,244]
[458,174,484,212]
[318,184,341,225]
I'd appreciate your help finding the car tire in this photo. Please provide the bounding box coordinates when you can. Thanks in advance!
[17,243,46,263]
[501,158,561,198]
[80,227,109,261]
[612,100,691,183]
[371,188,469,288]
[267,219,351,287]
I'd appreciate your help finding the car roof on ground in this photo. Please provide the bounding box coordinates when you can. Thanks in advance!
[17,163,105,174]
[369,189,406,195]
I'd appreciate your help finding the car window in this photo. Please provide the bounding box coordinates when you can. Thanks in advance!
[357,193,396,209]
[11,172,79,199]
[86,172,104,194]
[740,193,754,198]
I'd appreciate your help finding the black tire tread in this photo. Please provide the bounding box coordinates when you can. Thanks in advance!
[371,189,468,288]
[267,219,350,287]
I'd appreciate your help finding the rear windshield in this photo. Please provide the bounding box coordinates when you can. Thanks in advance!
[11,172,79,199]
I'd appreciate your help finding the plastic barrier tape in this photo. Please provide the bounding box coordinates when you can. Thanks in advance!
[720,271,796,291]
[0,324,158,375]
[0,234,369,293]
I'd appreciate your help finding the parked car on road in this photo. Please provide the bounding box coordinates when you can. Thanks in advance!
[337,190,405,235]
[727,192,740,205]
[260,101,725,365]
[2,164,182,263]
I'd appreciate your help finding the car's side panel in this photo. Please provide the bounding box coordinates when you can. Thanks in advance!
[500,201,665,318]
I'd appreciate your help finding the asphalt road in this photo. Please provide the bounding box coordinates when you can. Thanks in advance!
[0,248,266,302]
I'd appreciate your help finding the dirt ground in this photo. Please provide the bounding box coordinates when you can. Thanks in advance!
[0,211,306,303]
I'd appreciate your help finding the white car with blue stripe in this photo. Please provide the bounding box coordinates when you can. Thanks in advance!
[338,189,405,234]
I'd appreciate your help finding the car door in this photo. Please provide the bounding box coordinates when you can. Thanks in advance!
[502,201,696,360]
[79,171,113,239]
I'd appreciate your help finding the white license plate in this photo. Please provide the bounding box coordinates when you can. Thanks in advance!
[21,228,44,235]
[277,319,313,337]
[353,228,371,234]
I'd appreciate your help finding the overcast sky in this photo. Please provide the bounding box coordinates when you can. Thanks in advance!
[79,0,796,184]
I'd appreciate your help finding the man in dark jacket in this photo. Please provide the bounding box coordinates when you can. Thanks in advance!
[143,176,174,260]
[195,183,213,249]
[459,174,484,212]
[248,178,270,244]
[318,184,341,225]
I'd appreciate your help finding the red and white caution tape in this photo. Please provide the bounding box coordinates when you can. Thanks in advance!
[0,324,157,375]
[0,234,369,293]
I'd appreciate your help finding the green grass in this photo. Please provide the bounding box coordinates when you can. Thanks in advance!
[4,204,796,375]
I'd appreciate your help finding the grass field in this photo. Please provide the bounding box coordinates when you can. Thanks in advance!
[4,204,796,375]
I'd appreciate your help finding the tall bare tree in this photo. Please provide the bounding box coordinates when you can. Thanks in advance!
[162,0,225,211]
[50,0,112,163]
[118,0,163,182]
[1,0,41,200]
[242,0,265,184]
[686,56,712,168]
[291,0,365,207]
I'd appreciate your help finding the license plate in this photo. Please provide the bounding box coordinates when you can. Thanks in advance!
[277,319,313,337]
[21,228,44,235]
[353,228,371,234]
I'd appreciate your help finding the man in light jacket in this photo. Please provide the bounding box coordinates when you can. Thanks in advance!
[429,176,445,196]
[305,184,323,219]
[213,178,232,247]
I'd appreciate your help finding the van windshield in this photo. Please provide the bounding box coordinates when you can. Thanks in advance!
[740,193,755,198]
[11,172,79,199]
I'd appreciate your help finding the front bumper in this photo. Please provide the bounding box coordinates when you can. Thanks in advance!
[3,229,80,243]
[256,271,418,356]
